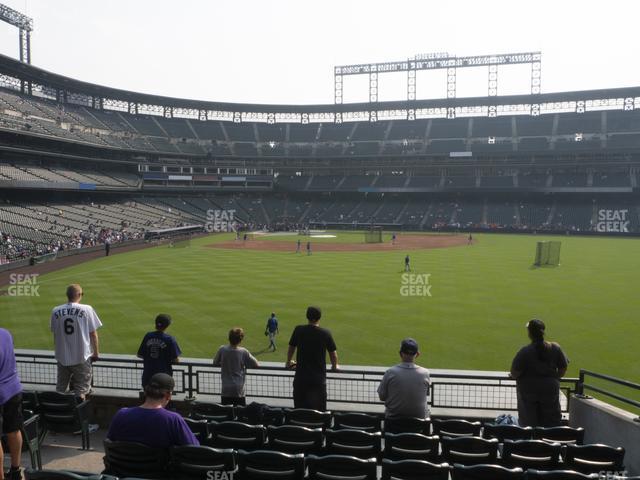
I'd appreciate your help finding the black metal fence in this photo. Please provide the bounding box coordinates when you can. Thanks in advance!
[15,350,579,413]
[577,369,640,418]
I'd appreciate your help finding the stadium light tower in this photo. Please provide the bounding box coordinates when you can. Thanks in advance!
[334,51,541,104]
[0,3,33,64]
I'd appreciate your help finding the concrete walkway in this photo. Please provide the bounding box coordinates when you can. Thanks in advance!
[7,429,107,477]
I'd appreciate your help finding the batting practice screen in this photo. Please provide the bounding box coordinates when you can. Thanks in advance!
[534,241,561,266]
[364,227,383,244]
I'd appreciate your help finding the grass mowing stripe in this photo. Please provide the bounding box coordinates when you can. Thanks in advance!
[0,232,637,383]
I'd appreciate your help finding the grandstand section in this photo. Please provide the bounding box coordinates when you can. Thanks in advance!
[0,53,639,261]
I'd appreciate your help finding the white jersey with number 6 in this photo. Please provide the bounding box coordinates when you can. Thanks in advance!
[50,302,102,366]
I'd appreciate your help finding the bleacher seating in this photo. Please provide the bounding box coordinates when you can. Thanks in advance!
[481,175,515,188]
[518,136,550,151]
[307,175,342,191]
[387,121,426,141]
[455,202,484,227]
[552,204,594,231]
[2,85,640,167]
[552,172,588,187]
[517,115,554,136]
[592,171,630,187]
[318,123,352,142]
[375,175,408,188]
[338,175,374,190]
[407,176,441,188]
[486,202,517,227]
[430,118,469,138]
[351,122,388,141]
[15,394,635,480]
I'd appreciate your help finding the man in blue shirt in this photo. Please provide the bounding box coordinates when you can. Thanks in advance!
[137,314,182,388]
[264,313,279,351]
[0,328,23,480]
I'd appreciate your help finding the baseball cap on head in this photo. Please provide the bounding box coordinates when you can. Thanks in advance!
[147,373,174,392]
[400,338,419,355]
[155,314,172,329]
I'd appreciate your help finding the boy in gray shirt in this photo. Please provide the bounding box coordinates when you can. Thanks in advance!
[213,328,259,405]
[377,338,430,418]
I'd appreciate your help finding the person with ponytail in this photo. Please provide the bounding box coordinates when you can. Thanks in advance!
[510,319,569,427]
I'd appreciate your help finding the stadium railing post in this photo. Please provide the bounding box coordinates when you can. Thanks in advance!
[186,364,195,399]
[576,370,585,395]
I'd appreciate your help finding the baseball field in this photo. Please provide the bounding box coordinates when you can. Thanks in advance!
[1,231,638,383]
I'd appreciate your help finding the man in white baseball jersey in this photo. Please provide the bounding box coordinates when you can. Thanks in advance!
[50,284,102,399]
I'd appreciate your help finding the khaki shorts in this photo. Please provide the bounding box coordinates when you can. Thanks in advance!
[57,360,93,397]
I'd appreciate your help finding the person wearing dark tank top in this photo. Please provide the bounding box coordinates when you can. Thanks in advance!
[510,319,569,427]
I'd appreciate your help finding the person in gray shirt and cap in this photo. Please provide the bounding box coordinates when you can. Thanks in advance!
[377,338,430,418]
[213,327,259,406]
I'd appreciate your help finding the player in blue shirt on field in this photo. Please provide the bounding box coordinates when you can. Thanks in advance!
[265,313,279,351]
[137,314,182,388]
[404,254,411,272]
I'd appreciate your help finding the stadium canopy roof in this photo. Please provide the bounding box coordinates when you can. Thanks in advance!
[2,53,640,116]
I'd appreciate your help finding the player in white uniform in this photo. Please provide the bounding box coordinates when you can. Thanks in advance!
[50,284,102,399]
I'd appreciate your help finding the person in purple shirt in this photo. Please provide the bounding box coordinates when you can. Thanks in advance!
[0,328,23,480]
[137,314,182,388]
[107,373,198,448]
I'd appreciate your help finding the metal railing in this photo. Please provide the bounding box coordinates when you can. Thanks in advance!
[577,369,640,418]
[15,350,579,413]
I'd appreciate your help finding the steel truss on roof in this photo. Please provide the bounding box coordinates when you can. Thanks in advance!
[0,3,33,64]
[0,52,639,125]
[334,51,541,103]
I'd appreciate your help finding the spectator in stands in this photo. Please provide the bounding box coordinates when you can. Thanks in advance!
[286,306,338,411]
[107,373,198,448]
[213,328,259,406]
[510,319,569,427]
[377,338,430,419]
[137,314,182,389]
[0,328,23,480]
[50,284,102,399]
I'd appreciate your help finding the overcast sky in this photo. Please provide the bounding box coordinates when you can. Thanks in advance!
[0,0,638,105]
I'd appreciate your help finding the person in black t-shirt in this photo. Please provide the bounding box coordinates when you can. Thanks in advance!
[510,319,569,427]
[286,306,338,411]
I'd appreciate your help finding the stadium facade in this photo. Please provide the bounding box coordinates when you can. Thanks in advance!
[0,53,639,260]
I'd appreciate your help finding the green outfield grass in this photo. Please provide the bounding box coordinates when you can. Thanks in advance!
[1,232,638,383]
